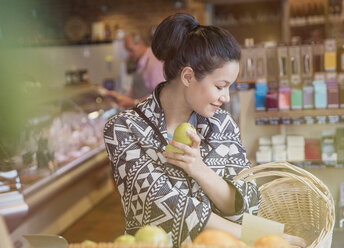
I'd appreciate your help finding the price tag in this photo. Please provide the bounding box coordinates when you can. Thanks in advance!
[256,118,268,125]
[292,117,304,125]
[304,116,315,124]
[281,117,291,125]
[328,115,339,124]
[269,117,280,125]
[241,213,284,246]
[316,116,327,124]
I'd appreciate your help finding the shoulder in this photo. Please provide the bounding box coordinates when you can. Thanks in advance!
[103,109,141,138]
[104,98,160,141]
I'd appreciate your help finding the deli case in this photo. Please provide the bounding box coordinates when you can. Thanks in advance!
[0,84,118,248]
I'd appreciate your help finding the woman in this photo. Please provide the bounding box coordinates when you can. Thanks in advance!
[104,13,306,248]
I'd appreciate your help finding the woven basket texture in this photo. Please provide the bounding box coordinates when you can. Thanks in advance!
[233,162,335,248]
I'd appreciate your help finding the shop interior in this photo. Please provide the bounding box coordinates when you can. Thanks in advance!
[1,0,344,247]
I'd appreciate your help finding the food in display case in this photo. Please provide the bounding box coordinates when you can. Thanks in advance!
[0,86,117,192]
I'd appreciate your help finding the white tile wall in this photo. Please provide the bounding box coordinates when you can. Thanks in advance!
[10,43,123,87]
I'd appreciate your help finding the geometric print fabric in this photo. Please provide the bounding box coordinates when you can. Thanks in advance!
[104,82,260,248]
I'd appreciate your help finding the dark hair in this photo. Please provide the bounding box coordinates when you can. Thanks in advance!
[152,13,241,81]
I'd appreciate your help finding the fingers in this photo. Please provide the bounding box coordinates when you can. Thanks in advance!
[295,237,307,248]
[164,150,186,162]
[187,130,201,148]
[168,140,192,154]
[163,151,188,171]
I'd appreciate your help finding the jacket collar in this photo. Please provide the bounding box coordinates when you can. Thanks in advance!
[139,82,213,141]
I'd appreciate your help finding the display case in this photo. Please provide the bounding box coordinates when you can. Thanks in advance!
[0,84,118,247]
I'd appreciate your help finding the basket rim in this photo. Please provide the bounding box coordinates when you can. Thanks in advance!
[233,162,336,248]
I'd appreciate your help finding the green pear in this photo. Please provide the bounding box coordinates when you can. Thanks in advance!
[114,234,135,244]
[134,225,168,244]
[165,122,197,154]
[165,144,184,154]
[81,240,97,246]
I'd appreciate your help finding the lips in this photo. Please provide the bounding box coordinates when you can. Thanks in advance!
[211,104,221,109]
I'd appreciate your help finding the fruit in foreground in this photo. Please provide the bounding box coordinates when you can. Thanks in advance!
[238,240,248,247]
[253,234,291,248]
[165,122,197,154]
[135,225,168,244]
[81,240,97,246]
[114,234,135,244]
[193,229,240,247]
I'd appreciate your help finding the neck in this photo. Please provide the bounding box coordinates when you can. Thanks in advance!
[160,80,193,133]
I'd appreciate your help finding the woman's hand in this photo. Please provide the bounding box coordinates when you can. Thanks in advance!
[163,130,205,178]
[282,233,307,248]
[163,129,237,214]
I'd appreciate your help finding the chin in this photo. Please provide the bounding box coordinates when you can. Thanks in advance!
[194,105,217,118]
[198,110,215,118]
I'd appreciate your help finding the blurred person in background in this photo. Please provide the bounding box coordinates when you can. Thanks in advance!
[101,29,165,108]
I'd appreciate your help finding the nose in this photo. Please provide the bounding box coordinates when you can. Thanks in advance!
[219,89,230,103]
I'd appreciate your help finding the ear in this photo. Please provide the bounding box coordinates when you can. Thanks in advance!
[180,66,194,87]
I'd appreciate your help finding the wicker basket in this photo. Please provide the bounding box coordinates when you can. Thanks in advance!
[233,161,335,248]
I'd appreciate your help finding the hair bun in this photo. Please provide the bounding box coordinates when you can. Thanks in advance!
[190,23,200,31]
[152,13,199,62]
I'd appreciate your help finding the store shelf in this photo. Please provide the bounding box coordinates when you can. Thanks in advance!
[255,108,344,125]
[237,80,257,84]
[208,0,281,4]
[256,108,344,118]
[255,161,344,169]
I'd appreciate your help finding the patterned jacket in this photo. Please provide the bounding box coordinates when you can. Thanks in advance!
[104,82,260,247]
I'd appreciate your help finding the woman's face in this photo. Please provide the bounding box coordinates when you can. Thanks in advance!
[185,61,240,118]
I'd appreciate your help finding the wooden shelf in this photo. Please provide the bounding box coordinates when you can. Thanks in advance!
[256,108,344,119]
[237,80,257,84]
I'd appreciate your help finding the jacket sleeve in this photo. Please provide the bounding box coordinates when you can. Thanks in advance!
[104,114,211,248]
[208,114,261,224]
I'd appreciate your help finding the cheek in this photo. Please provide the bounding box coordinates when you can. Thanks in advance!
[195,88,211,102]
[201,89,218,102]
[188,84,217,106]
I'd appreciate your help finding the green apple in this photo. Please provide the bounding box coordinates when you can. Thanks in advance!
[114,234,135,244]
[81,240,97,246]
[135,225,168,244]
[165,122,197,154]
